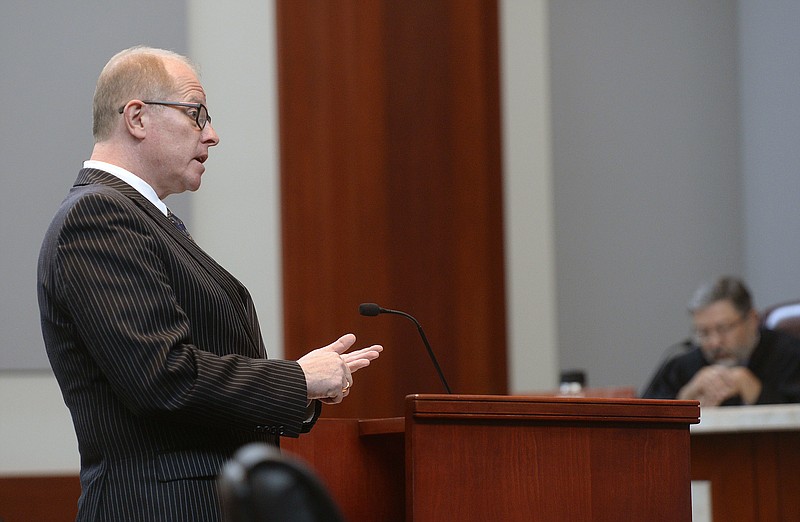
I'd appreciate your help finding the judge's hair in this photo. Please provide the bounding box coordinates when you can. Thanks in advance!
[688,276,753,316]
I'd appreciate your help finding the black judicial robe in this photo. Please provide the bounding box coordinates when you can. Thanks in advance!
[643,327,800,405]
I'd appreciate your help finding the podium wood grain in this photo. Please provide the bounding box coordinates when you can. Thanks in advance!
[282,394,699,521]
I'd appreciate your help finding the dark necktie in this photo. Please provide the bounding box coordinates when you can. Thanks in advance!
[167,209,193,240]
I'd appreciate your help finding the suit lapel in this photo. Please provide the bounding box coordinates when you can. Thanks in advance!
[75,168,265,357]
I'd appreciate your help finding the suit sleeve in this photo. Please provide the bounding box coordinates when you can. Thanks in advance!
[52,192,312,436]
[642,350,706,400]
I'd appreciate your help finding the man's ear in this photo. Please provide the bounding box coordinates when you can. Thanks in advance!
[120,100,147,139]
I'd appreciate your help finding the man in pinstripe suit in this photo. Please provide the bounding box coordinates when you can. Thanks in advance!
[37,46,382,521]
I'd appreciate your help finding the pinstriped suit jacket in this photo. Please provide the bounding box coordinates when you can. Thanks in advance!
[38,168,319,521]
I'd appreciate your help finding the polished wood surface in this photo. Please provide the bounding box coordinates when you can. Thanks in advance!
[0,475,79,522]
[283,394,699,521]
[283,417,405,521]
[276,0,507,420]
[692,430,800,521]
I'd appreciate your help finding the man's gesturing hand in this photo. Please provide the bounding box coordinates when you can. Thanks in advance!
[297,333,383,404]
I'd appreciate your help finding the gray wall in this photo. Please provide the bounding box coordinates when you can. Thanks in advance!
[551,0,800,392]
[740,1,800,306]
[550,0,742,390]
[1,0,189,369]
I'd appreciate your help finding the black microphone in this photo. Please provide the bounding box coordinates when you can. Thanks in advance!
[359,303,452,393]
[640,338,693,398]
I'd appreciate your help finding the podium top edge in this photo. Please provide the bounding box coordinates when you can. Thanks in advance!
[403,394,700,424]
[405,393,697,407]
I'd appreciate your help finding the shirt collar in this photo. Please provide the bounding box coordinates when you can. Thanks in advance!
[83,160,168,216]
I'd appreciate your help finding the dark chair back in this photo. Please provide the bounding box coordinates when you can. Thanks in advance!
[218,443,345,522]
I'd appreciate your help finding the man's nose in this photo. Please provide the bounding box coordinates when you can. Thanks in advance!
[703,334,725,350]
[204,122,220,146]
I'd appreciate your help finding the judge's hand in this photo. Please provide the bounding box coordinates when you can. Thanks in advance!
[724,366,762,404]
[677,364,761,407]
[297,333,383,404]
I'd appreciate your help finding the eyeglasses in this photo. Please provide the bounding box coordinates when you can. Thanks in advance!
[117,100,211,130]
[692,314,748,344]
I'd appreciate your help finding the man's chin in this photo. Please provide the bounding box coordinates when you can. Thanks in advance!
[186,170,204,192]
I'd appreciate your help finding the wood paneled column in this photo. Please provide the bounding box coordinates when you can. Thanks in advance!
[276,0,506,418]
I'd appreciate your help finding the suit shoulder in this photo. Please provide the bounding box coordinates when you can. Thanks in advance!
[43,184,154,252]
[56,183,150,226]
[663,347,705,373]
[765,328,800,356]
[62,183,135,212]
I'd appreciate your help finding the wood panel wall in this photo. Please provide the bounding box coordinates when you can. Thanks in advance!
[276,0,507,419]
[0,475,80,522]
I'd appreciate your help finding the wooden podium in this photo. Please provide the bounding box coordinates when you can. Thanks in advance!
[282,394,699,521]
